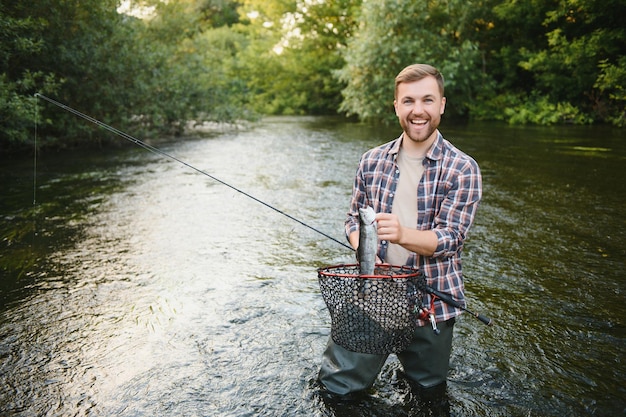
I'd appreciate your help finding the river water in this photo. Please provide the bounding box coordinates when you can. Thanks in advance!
[1,117,624,416]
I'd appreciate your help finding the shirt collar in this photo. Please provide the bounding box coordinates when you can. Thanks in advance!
[390,131,444,160]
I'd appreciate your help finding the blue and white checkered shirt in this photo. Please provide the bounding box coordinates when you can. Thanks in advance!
[345,131,482,324]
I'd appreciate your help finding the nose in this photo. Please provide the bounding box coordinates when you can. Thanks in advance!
[411,101,424,115]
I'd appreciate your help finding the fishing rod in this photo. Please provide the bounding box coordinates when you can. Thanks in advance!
[34,93,354,251]
[417,277,493,326]
[36,94,492,328]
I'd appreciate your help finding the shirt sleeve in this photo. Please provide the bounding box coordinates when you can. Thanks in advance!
[345,160,365,241]
[432,158,482,258]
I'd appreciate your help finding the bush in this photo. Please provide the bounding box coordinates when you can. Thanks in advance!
[503,95,594,125]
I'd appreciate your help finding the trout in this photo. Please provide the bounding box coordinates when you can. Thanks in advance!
[358,206,378,275]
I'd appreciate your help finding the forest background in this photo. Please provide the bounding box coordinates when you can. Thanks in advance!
[1,0,625,151]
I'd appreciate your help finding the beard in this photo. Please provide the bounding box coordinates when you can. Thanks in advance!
[399,117,439,144]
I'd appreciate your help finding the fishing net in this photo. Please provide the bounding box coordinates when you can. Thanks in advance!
[318,264,422,355]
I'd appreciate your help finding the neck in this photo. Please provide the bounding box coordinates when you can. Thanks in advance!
[401,131,437,158]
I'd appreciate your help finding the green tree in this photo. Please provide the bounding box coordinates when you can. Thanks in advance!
[0,0,162,147]
[5,0,624,151]
[289,0,362,114]
[523,0,625,124]
[594,56,626,126]
[470,0,626,125]
[335,0,484,124]
[234,0,361,115]
[130,0,251,131]
[1,0,252,150]
[0,3,61,148]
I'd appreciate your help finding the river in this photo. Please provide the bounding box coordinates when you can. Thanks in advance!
[1,116,624,416]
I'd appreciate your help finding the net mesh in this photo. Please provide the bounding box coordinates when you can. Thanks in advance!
[318,264,422,354]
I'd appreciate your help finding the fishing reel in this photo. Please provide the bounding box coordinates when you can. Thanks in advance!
[408,275,440,335]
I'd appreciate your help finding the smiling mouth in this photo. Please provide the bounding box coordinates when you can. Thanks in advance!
[410,119,427,126]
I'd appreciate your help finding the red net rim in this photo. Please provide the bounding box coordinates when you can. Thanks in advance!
[317,264,421,279]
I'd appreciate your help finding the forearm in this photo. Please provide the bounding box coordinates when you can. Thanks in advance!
[348,230,359,251]
[396,228,438,257]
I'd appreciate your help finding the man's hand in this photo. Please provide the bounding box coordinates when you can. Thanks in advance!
[375,213,404,244]
[375,213,438,257]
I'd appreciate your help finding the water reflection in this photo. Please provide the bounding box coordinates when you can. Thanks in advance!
[0,117,624,416]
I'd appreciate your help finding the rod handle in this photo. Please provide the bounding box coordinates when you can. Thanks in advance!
[474,313,493,326]
[423,286,493,327]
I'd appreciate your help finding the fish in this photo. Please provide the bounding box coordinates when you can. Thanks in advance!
[358,206,378,275]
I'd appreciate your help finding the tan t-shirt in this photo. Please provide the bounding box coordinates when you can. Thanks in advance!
[385,149,425,266]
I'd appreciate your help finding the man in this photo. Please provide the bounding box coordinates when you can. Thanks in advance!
[318,64,482,399]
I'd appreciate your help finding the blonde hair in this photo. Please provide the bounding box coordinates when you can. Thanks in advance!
[395,64,444,98]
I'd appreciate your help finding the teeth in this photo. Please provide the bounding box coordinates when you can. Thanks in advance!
[411,120,426,125]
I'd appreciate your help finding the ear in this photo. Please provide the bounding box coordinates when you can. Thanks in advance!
[440,97,447,115]
[393,100,399,116]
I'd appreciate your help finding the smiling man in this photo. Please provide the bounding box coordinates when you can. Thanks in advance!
[318,64,482,406]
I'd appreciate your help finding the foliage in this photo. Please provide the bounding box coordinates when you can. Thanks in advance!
[473,0,626,125]
[234,0,361,115]
[0,3,60,147]
[503,95,593,125]
[0,0,251,150]
[336,0,485,124]
[594,57,626,127]
[1,0,625,151]
[130,0,252,132]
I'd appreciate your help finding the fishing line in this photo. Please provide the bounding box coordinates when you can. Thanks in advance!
[34,93,354,251]
[34,94,493,327]
[34,96,38,206]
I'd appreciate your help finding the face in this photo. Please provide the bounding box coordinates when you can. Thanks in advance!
[394,76,446,146]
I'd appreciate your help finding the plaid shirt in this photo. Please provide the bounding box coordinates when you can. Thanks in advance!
[345,132,482,324]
